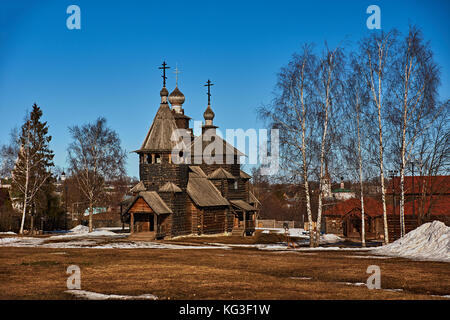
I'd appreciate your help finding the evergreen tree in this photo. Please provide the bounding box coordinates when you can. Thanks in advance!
[11,104,54,234]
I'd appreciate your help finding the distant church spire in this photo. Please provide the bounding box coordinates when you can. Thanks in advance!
[159,61,170,104]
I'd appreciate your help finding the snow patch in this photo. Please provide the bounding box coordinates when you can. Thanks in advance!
[0,231,16,235]
[256,227,343,244]
[0,237,23,244]
[65,290,158,300]
[345,255,394,259]
[256,227,308,238]
[0,235,230,250]
[371,221,450,262]
[338,282,366,286]
[48,225,121,240]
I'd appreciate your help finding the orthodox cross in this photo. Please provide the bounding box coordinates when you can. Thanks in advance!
[204,79,214,105]
[159,61,170,87]
[174,64,181,87]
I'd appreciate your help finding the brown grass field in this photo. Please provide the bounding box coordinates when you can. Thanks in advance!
[0,233,449,300]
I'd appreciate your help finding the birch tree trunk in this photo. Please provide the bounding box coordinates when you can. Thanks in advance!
[377,92,389,244]
[356,105,366,247]
[316,113,328,247]
[315,48,340,247]
[19,127,31,235]
[302,116,314,248]
[364,36,392,245]
[89,202,94,232]
[19,188,28,234]
[299,65,314,248]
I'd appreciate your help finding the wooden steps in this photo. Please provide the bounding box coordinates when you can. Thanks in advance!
[231,226,244,236]
[128,231,156,241]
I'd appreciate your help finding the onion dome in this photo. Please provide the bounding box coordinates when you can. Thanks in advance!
[160,87,169,97]
[203,105,215,122]
[168,86,185,106]
[160,87,169,105]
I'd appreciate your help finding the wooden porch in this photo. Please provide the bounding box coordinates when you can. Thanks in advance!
[231,211,256,236]
[124,191,173,240]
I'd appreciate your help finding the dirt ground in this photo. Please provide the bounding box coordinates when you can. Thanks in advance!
[0,238,449,300]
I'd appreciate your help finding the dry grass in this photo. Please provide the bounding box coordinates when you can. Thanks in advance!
[0,242,449,300]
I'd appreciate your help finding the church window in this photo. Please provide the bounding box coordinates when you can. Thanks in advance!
[155,154,161,163]
[234,180,238,190]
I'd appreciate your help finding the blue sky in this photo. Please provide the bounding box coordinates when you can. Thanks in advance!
[1,0,449,178]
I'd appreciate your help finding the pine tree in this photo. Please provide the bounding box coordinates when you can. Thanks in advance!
[11,104,54,234]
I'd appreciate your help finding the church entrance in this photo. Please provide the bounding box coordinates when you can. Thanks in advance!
[135,213,155,233]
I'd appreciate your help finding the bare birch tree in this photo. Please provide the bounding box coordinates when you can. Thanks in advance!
[389,26,440,237]
[67,117,126,232]
[11,104,54,235]
[260,45,317,247]
[359,31,398,244]
[344,59,371,247]
[313,45,345,247]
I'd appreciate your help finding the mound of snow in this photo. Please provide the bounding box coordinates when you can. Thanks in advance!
[68,225,117,236]
[372,221,450,262]
[89,230,118,236]
[321,234,343,244]
[69,225,90,234]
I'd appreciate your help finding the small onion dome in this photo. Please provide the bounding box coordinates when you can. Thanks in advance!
[168,86,185,106]
[203,105,215,121]
[160,87,169,97]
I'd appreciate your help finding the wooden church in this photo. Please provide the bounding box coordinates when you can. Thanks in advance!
[121,62,259,239]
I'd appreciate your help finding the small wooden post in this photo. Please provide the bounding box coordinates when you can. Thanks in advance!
[201,210,204,234]
[224,209,228,233]
[130,212,134,234]
[154,213,157,236]
[243,211,246,236]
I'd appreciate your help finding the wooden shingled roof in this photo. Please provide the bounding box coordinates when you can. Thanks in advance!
[208,168,235,180]
[136,104,188,152]
[124,191,173,215]
[230,199,257,211]
[187,166,229,207]
[189,166,208,178]
[188,133,245,158]
[130,181,146,193]
[159,182,182,193]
